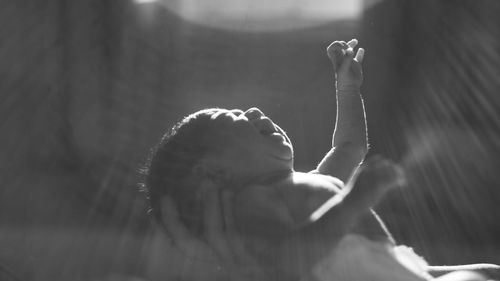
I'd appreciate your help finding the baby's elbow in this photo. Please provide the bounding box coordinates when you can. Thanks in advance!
[335,142,368,163]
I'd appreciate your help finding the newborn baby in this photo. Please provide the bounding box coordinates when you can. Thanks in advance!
[144,39,499,281]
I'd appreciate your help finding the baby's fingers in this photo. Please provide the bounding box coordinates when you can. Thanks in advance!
[338,47,355,73]
[223,190,268,280]
[355,48,365,64]
[221,191,257,264]
[160,196,215,258]
[326,41,347,59]
[327,41,347,70]
[161,196,192,243]
[344,39,358,58]
[203,184,234,261]
[347,38,358,49]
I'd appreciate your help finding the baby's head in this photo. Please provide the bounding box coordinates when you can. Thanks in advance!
[144,107,294,235]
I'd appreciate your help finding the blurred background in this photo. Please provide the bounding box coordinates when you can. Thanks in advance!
[1,0,499,280]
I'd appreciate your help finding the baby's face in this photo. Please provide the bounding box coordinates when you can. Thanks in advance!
[203,107,294,184]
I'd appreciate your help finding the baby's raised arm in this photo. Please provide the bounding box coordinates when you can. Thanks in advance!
[316,39,368,184]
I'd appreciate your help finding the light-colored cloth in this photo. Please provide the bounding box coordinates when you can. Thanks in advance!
[310,234,433,281]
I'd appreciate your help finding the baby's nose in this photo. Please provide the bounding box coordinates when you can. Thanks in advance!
[244,107,264,120]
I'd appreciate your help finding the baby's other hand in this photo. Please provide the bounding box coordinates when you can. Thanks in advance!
[355,156,406,197]
[310,156,404,225]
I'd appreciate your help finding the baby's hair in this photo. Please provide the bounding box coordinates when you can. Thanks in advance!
[143,108,224,235]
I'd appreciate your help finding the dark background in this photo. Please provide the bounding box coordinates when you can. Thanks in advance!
[1,0,499,280]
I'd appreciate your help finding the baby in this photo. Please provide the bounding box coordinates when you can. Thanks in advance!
[144,40,498,281]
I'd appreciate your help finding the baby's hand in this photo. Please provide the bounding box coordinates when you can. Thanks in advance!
[157,187,268,281]
[326,40,347,72]
[350,156,406,204]
[307,156,404,227]
[326,39,364,91]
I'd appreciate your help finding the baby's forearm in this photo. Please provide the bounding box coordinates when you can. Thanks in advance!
[316,89,368,182]
[333,88,368,151]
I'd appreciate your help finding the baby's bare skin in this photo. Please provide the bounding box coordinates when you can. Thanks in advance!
[232,157,405,280]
